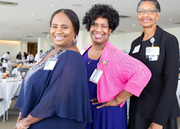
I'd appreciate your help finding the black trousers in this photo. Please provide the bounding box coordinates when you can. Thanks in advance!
[128,112,178,129]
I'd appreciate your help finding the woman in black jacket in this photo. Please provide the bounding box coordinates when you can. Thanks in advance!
[128,0,180,129]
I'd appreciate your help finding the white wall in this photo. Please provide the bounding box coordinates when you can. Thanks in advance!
[77,30,91,51]
[109,32,142,52]
[0,40,21,60]
[164,27,180,43]
[108,27,180,53]
[37,37,53,53]
[20,41,28,56]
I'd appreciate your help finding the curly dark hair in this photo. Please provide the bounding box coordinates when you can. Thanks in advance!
[82,4,119,33]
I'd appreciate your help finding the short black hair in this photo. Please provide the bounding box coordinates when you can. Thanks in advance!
[82,4,119,33]
[50,9,80,38]
[137,0,161,12]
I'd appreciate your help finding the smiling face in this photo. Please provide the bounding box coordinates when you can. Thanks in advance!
[50,12,75,49]
[137,1,160,29]
[90,17,112,45]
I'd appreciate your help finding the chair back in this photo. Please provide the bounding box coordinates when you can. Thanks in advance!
[0,98,3,102]
[17,67,29,74]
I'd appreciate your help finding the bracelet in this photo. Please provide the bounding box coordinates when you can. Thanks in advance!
[20,119,30,129]
[115,96,121,103]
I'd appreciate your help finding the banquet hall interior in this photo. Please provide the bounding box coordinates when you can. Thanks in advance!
[1,0,180,128]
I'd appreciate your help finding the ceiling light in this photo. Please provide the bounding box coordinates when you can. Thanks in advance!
[132,24,136,27]
[26,36,33,37]
[0,1,18,6]
[169,18,173,21]
[174,22,180,24]
[49,5,54,7]
[72,4,82,6]
[42,32,49,34]
[31,14,34,16]
[36,19,42,21]
[119,15,131,18]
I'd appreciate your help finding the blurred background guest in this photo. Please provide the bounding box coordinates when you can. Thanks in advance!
[34,50,43,62]
[26,52,34,63]
[16,52,22,60]
[23,52,28,60]
[1,51,10,62]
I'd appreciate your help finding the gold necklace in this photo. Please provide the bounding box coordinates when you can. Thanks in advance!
[88,58,93,64]
[87,50,101,64]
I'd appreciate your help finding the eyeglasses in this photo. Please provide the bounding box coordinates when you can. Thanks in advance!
[137,9,158,15]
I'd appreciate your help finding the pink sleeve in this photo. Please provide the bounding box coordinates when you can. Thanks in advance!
[122,56,152,97]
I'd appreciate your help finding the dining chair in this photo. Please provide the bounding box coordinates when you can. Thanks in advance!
[0,98,5,123]
[17,67,29,74]
[9,74,16,77]
[2,67,6,73]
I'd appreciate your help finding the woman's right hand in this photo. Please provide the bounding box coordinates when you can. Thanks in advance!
[148,122,163,129]
[90,97,120,108]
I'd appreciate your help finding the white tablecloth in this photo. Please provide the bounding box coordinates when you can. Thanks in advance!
[0,80,22,116]
[2,62,15,71]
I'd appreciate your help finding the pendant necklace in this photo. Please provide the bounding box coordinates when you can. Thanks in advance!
[88,51,101,64]
[88,45,104,64]
[88,59,93,64]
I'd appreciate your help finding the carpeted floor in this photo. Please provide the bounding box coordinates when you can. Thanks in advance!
[1,100,180,129]
[0,100,19,129]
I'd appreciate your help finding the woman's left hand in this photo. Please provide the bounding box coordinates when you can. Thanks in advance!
[91,98,119,109]
[15,120,24,129]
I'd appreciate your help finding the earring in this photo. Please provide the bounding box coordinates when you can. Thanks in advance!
[47,34,52,42]
[156,20,158,25]
[73,36,78,45]
[73,38,77,45]
[47,34,50,39]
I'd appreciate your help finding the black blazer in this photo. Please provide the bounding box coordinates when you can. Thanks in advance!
[129,26,180,125]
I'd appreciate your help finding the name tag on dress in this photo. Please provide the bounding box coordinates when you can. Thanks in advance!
[44,58,57,70]
[146,47,160,56]
[146,47,160,61]
[132,45,141,54]
[89,69,103,84]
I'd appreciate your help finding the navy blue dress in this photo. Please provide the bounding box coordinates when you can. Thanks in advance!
[83,50,127,129]
[15,50,92,129]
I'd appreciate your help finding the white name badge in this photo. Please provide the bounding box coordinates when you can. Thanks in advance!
[146,47,160,56]
[132,45,141,54]
[44,58,57,70]
[89,69,103,84]
[149,55,158,61]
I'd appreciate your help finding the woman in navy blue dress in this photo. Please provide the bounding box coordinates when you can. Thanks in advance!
[14,9,92,129]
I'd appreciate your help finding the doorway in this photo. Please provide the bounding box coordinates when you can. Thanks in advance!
[28,42,37,57]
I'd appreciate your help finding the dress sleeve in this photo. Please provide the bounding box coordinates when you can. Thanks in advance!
[29,51,92,123]
[152,35,179,125]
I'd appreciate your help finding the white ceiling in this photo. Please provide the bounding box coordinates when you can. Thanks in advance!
[0,0,180,42]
